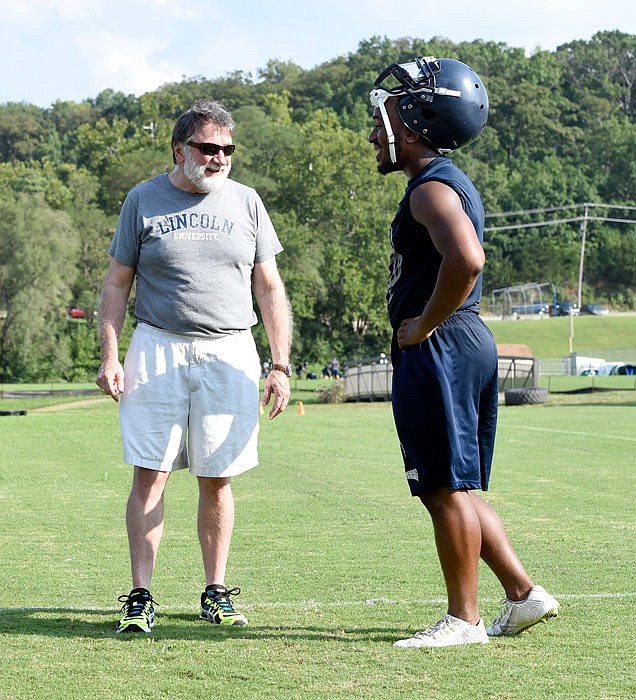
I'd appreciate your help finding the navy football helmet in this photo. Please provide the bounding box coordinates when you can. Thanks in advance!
[370,56,488,161]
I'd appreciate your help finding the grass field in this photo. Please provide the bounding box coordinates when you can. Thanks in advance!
[0,389,635,699]
[485,312,636,359]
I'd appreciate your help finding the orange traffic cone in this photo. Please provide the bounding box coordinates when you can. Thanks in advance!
[297,401,305,416]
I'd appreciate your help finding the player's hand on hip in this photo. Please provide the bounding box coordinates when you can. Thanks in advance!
[397,316,435,348]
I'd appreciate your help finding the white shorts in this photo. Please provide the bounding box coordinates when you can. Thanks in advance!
[120,323,261,478]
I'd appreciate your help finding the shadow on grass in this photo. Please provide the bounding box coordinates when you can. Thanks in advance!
[0,608,400,644]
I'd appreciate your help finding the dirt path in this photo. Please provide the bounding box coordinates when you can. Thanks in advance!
[32,397,109,412]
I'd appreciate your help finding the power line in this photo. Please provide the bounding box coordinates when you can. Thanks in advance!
[482,202,636,311]
[485,215,636,233]
[485,201,636,219]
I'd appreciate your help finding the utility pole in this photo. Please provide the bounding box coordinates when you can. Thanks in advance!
[576,203,589,310]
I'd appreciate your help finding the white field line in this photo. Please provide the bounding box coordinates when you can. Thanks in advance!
[501,425,636,442]
[2,591,635,614]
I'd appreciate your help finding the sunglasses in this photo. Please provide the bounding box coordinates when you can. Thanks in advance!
[187,141,236,156]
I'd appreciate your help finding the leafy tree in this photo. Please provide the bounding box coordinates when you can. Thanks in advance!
[250,210,326,363]
[0,102,60,162]
[588,117,636,202]
[557,31,636,120]
[0,159,74,210]
[0,193,79,381]
[68,202,115,321]
[585,225,636,290]
[231,95,300,199]
[154,72,258,116]
[257,59,304,86]
[488,81,577,163]
[68,322,100,382]
[2,32,636,378]
[93,89,141,123]
[99,147,172,215]
[71,117,132,175]
[481,245,518,297]
[271,109,401,359]
[137,91,184,146]
[50,99,98,134]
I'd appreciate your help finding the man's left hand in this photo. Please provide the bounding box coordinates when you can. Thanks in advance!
[262,371,291,420]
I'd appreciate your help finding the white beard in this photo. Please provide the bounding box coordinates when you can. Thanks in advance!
[184,152,231,194]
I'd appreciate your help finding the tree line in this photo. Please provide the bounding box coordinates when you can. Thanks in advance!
[1,31,635,382]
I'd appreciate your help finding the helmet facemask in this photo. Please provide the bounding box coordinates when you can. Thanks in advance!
[369,88,400,164]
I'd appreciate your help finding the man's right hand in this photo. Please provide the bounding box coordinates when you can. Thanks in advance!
[96,360,125,402]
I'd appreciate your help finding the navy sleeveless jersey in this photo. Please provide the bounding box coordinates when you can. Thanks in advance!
[386,157,485,329]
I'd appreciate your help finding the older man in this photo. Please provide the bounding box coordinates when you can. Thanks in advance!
[97,100,292,633]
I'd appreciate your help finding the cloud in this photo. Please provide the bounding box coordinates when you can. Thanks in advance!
[74,32,183,97]
[1,0,634,107]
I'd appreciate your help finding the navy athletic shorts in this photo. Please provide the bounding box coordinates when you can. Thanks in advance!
[391,311,498,496]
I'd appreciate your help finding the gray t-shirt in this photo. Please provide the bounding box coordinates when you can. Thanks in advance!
[108,173,283,337]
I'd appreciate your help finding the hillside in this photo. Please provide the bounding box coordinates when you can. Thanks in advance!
[2,32,636,381]
[486,313,636,359]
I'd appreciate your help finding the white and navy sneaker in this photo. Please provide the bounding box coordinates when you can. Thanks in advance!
[486,585,559,636]
[394,614,489,648]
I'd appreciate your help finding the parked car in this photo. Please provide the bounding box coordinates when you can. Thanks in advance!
[554,301,580,316]
[511,302,550,317]
[580,362,635,376]
[581,304,609,316]
[68,308,86,318]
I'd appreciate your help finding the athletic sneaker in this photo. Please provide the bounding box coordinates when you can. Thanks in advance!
[116,587,156,634]
[200,584,248,626]
[486,585,559,636]
[393,614,489,648]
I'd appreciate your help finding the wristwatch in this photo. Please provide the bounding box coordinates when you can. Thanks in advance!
[271,363,293,378]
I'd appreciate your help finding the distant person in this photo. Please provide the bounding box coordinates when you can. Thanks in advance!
[96,100,293,634]
[369,56,559,647]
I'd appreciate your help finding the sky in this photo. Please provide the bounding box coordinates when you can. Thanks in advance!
[2,0,635,109]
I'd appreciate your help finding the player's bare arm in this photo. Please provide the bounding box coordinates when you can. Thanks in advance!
[396,181,485,348]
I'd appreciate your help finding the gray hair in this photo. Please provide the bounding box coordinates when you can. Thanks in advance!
[171,100,235,163]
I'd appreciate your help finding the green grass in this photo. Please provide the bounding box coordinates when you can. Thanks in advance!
[0,376,338,407]
[0,382,98,392]
[486,313,636,359]
[1,395,635,699]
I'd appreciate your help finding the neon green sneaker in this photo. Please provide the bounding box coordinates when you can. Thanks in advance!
[116,588,156,633]
[200,585,248,626]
